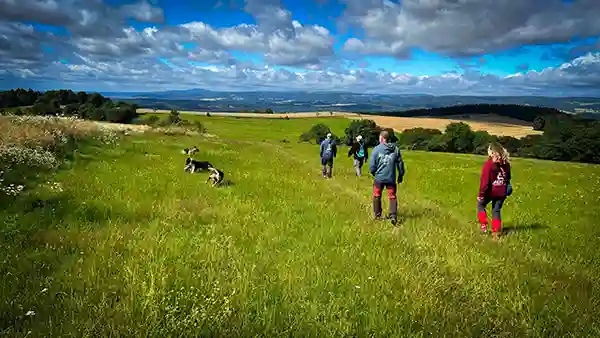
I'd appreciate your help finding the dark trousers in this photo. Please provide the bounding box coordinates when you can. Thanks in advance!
[321,157,333,178]
[477,197,505,233]
[373,181,397,218]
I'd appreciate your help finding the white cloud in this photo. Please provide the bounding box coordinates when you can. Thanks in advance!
[341,0,600,57]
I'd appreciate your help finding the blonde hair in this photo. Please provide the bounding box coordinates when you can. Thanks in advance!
[488,142,510,164]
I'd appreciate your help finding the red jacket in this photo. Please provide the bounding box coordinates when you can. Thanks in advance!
[478,159,511,199]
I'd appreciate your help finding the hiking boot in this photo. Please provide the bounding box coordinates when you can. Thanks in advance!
[390,215,398,226]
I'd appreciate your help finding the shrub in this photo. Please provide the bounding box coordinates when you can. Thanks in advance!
[265,108,274,114]
[300,123,338,144]
[426,135,449,152]
[398,128,442,150]
[194,121,206,133]
[146,115,160,126]
[168,110,182,125]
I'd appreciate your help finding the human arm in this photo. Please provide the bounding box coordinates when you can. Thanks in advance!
[319,141,324,158]
[348,143,356,157]
[332,141,337,158]
[478,161,491,199]
[369,148,377,175]
[396,149,405,183]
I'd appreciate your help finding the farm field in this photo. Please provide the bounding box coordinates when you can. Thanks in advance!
[1,116,599,336]
[139,108,542,138]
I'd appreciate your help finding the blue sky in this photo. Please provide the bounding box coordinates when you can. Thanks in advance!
[0,0,599,96]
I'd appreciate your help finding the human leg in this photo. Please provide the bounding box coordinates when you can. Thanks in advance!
[386,184,398,225]
[372,181,383,219]
[491,198,505,234]
[477,198,490,232]
[326,158,333,178]
[353,158,362,176]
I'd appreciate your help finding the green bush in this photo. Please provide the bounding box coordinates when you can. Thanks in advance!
[398,128,442,150]
[300,124,339,144]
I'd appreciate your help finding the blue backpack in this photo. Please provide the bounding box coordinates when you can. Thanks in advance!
[357,142,365,158]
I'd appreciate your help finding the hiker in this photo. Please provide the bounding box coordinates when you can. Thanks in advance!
[348,135,368,176]
[319,133,337,178]
[369,130,405,225]
[477,143,512,241]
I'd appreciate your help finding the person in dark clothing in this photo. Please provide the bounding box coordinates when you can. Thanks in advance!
[369,130,405,225]
[348,135,368,176]
[319,133,337,178]
[477,142,512,241]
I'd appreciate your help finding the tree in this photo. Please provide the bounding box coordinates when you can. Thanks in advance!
[87,93,105,107]
[533,116,545,131]
[88,108,106,121]
[472,130,495,154]
[344,119,381,147]
[265,108,274,114]
[444,122,475,153]
[496,136,522,155]
[426,135,449,152]
[300,123,334,144]
[398,128,442,150]
[63,103,79,116]
[168,109,181,125]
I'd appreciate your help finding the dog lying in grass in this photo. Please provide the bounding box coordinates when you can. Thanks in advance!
[182,146,199,156]
[184,157,213,173]
[206,167,225,187]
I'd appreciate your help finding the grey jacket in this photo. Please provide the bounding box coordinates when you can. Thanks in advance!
[369,142,405,184]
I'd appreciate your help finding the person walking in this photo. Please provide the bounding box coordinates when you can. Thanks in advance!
[477,143,512,241]
[348,135,368,176]
[369,130,405,225]
[319,133,337,178]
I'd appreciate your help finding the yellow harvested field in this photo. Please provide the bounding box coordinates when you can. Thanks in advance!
[138,109,541,138]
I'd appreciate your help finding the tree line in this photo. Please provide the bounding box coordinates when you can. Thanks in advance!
[0,88,138,124]
[378,103,568,123]
[301,116,600,164]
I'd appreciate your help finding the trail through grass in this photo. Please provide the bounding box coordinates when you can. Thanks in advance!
[1,117,599,336]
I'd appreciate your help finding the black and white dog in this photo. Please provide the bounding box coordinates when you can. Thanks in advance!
[206,167,225,187]
[182,146,199,156]
[184,157,213,173]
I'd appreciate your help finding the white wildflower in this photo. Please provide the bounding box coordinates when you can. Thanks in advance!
[25,310,35,316]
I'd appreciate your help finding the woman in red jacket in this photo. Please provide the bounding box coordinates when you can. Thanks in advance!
[477,143,512,241]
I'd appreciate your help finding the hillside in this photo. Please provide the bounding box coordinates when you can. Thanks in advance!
[1,115,599,336]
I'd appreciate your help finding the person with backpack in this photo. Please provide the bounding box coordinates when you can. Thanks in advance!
[319,133,337,178]
[369,130,405,225]
[348,135,368,176]
[477,142,512,241]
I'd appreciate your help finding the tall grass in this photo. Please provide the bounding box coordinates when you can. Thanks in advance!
[1,116,599,336]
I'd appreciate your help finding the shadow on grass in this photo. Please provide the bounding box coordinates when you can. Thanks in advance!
[503,223,548,235]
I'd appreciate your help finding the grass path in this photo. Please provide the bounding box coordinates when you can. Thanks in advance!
[1,118,599,336]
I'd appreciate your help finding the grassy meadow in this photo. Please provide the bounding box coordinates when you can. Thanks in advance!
[1,115,600,336]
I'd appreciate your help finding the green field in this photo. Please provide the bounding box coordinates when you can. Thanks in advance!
[2,116,600,336]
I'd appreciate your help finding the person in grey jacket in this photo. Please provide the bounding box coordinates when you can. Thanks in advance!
[319,133,337,178]
[369,130,405,225]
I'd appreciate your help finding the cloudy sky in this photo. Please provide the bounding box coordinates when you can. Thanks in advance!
[1,0,599,96]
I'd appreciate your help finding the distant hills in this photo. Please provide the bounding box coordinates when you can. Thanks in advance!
[103,88,600,118]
